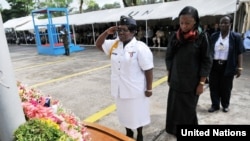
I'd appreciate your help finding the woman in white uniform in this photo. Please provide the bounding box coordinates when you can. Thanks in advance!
[95,15,154,141]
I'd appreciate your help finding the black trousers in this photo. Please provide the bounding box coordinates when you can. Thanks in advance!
[64,44,70,55]
[209,60,234,109]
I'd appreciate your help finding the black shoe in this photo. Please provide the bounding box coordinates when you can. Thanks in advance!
[137,134,143,141]
[126,129,133,138]
[208,107,220,112]
[223,108,229,112]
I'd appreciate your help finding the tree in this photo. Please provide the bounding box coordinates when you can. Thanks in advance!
[2,0,74,21]
[84,0,100,12]
[38,0,73,9]
[37,0,73,18]
[6,0,31,17]
[79,0,92,13]
[0,4,2,12]
[102,2,121,10]
[79,0,84,13]
[1,9,12,22]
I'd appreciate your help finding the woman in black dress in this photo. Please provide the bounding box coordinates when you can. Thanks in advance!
[165,6,213,135]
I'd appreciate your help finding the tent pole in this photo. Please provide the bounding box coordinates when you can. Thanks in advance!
[115,22,118,38]
[23,31,27,44]
[56,27,60,43]
[92,24,95,45]
[72,25,76,45]
[233,0,239,32]
[14,28,18,43]
[146,20,148,45]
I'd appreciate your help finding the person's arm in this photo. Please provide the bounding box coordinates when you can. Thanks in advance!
[196,76,207,95]
[238,54,243,69]
[145,68,153,97]
[165,33,176,84]
[96,26,117,51]
[199,77,207,85]
[236,32,245,78]
[197,32,213,95]
[236,54,243,78]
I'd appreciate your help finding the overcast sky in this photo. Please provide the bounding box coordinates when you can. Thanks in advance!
[1,0,124,9]
[1,0,10,9]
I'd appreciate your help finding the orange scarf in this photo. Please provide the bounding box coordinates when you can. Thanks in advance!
[176,28,198,42]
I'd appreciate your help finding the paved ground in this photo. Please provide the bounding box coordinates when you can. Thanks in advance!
[9,44,250,141]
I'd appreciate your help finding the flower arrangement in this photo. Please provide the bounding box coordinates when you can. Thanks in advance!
[14,81,92,141]
[14,118,74,141]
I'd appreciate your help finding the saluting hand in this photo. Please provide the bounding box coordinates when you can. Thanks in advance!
[106,26,118,35]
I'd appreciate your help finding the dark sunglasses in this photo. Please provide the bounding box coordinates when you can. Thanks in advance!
[117,28,130,33]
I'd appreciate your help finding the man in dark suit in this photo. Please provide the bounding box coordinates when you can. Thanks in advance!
[61,25,70,56]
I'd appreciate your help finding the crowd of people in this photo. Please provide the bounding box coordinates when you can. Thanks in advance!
[5,31,35,45]
[6,20,241,49]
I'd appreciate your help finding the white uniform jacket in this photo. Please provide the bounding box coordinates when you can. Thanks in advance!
[102,37,154,99]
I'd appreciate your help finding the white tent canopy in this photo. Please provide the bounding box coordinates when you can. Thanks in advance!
[4,0,249,31]
[15,18,41,31]
[15,16,68,31]
[68,0,240,25]
[3,16,32,29]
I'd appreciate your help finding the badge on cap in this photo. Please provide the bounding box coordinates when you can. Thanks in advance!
[120,15,136,26]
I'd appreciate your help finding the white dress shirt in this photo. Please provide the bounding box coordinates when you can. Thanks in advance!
[214,33,229,60]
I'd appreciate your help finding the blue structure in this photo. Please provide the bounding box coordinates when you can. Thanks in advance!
[31,8,84,55]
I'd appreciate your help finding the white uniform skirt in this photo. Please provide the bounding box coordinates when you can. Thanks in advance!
[115,96,150,129]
